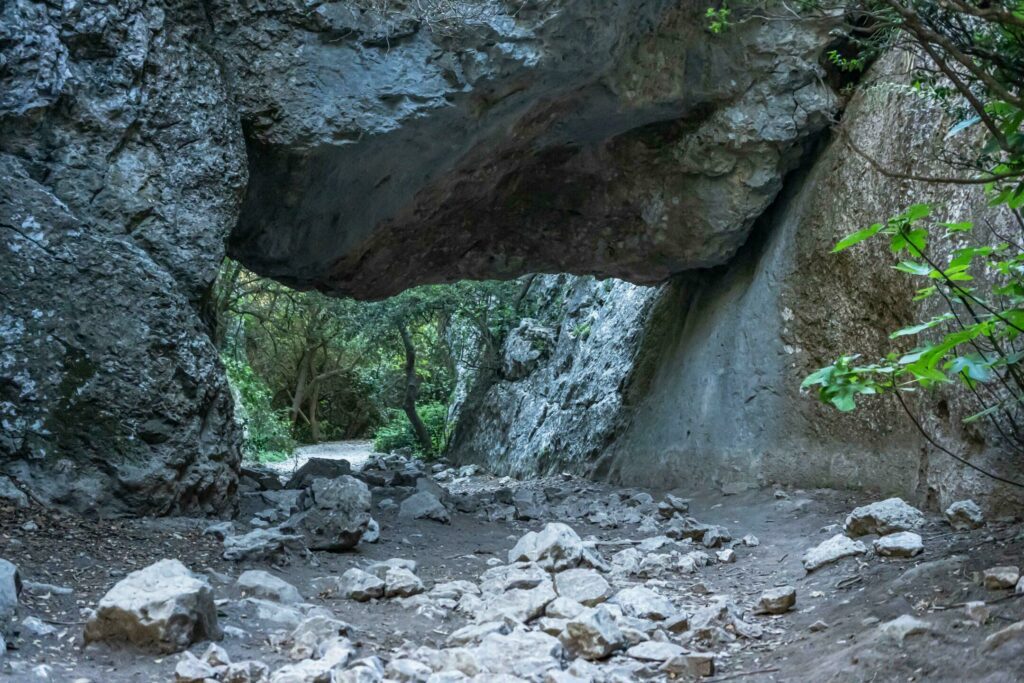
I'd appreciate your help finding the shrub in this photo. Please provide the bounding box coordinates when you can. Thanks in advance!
[373,401,449,458]
[223,355,295,463]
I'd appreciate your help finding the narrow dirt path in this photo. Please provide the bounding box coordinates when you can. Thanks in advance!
[262,440,375,480]
[2,458,1023,682]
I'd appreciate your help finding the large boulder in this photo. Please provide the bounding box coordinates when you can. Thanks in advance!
[845,498,925,537]
[84,559,220,653]
[290,476,372,551]
[285,458,352,490]
[0,0,244,515]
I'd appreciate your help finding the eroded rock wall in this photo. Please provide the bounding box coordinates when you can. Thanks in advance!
[0,1,244,513]
[1,0,841,513]
[453,54,1024,513]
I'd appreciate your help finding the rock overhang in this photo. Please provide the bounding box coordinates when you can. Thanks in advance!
[223,0,840,298]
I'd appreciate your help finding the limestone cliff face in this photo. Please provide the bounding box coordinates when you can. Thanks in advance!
[0,0,840,512]
[451,53,1024,513]
[0,1,244,514]
[448,276,665,477]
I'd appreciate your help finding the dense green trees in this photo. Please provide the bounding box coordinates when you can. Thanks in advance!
[210,261,529,461]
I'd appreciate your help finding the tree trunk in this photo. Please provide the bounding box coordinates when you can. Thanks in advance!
[290,349,310,426]
[398,320,433,454]
[308,382,320,443]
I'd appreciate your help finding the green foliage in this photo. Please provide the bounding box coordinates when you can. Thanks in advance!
[373,402,450,458]
[222,356,295,463]
[805,202,1024,424]
[704,3,731,33]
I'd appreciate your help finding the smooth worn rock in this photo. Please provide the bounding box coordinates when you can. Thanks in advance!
[237,571,302,605]
[626,640,686,662]
[982,566,1020,590]
[553,569,611,607]
[291,476,372,551]
[223,527,306,562]
[945,500,984,530]
[561,606,626,660]
[983,620,1024,653]
[399,491,451,524]
[802,534,868,571]
[844,498,925,537]
[338,569,385,602]
[508,523,584,571]
[285,458,352,490]
[879,615,932,644]
[84,559,220,653]
[755,586,796,615]
[873,532,923,558]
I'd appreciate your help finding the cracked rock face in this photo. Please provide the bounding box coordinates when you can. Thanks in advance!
[1,0,837,514]
[222,0,838,297]
[0,0,244,514]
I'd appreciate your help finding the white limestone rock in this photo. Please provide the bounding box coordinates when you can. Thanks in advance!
[84,559,220,653]
[944,500,984,530]
[560,606,626,660]
[553,568,611,607]
[508,523,584,571]
[873,532,923,558]
[237,570,302,604]
[801,534,867,571]
[844,498,924,537]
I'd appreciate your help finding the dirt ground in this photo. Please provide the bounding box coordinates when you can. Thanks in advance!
[2,460,1024,682]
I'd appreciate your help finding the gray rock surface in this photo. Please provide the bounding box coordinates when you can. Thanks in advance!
[874,532,924,558]
[802,534,867,572]
[291,476,372,551]
[0,477,28,508]
[755,586,796,615]
[236,571,303,605]
[0,0,244,514]
[450,52,1024,514]
[285,458,352,490]
[399,491,451,524]
[84,559,220,653]
[224,3,837,299]
[553,569,610,607]
[508,523,584,571]
[561,606,625,660]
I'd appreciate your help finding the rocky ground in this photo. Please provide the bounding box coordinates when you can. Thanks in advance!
[2,450,1024,682]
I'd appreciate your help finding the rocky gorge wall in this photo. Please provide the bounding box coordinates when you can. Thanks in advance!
[452,53,1024,514]
[0,0,843,513]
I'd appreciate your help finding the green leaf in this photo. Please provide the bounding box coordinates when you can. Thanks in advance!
[893,261,933,276]
[945,115,981,139]
[889,313,954,339]
[833,223,883,253]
